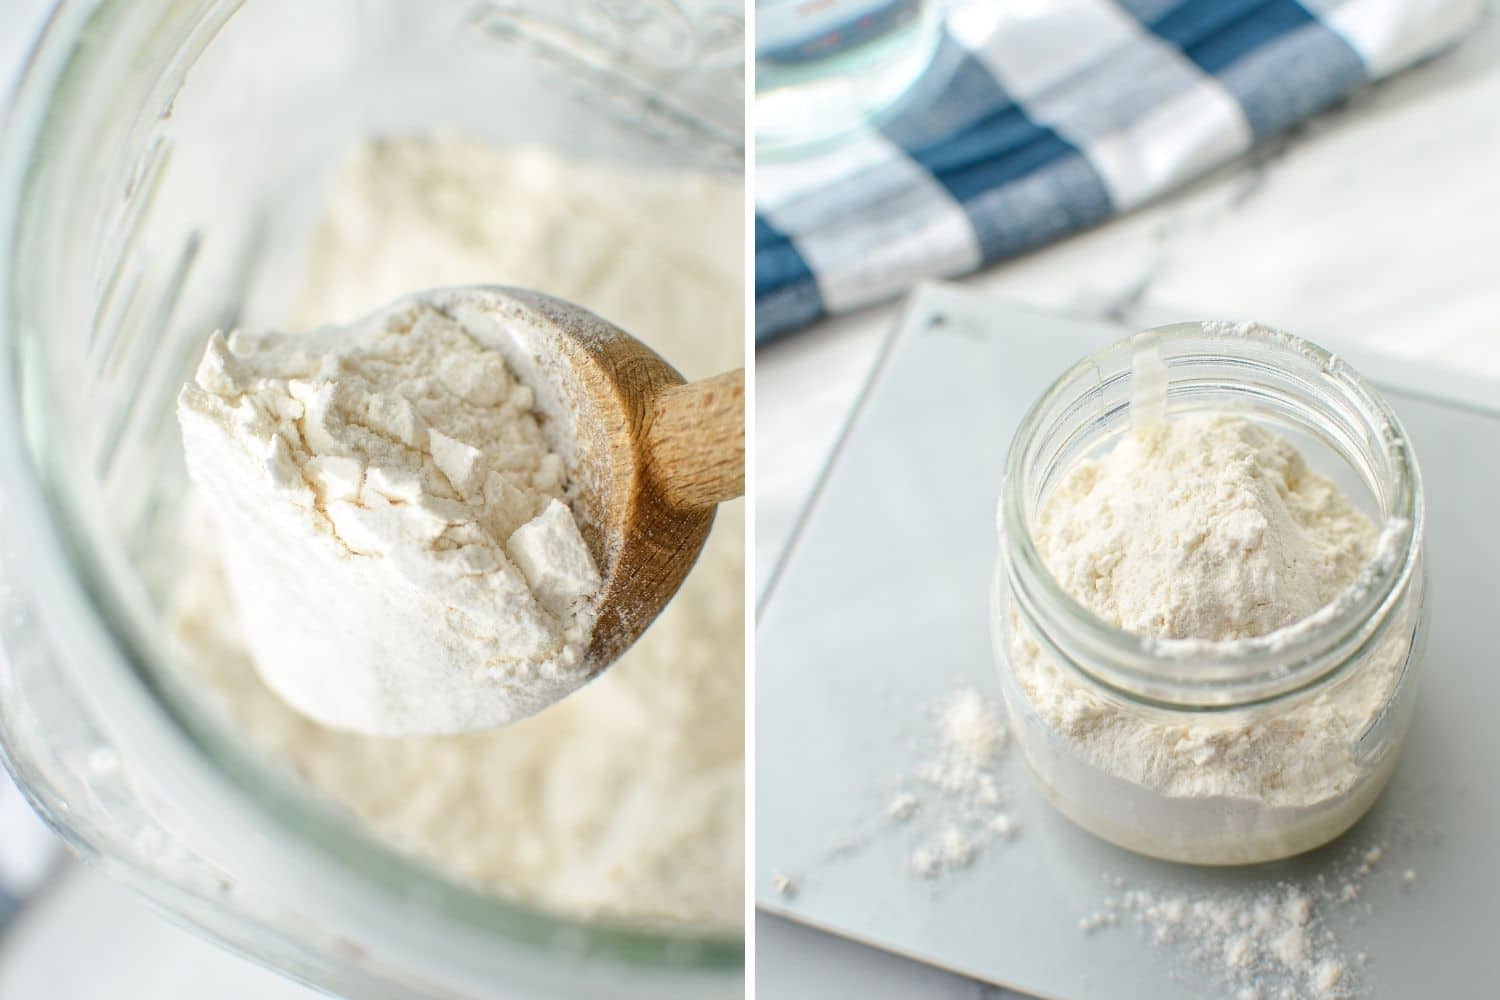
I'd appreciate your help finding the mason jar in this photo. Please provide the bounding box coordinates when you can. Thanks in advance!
[0,0,742,995]
[991,322,1427,865]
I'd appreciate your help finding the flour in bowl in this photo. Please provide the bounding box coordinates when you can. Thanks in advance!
[169,137,743,927]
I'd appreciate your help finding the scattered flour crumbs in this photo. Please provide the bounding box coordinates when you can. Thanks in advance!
[887,689,1018,879]
[1082,846,1412,1000]
[785,687,1018,887]
[787,681,1417,998]
[168,137,744,927]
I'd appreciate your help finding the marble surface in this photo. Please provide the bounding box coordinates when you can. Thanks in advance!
[755,3,1500,993]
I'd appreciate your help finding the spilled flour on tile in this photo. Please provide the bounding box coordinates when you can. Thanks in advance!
[1079,844,1415,998]
[785,689,1015,897]
[890,688,1018,878]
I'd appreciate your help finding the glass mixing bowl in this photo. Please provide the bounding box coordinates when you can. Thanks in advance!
[0,1,744,996]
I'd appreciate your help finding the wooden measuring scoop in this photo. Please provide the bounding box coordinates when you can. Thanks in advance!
[429,286,743,677]
[180,285,741,735]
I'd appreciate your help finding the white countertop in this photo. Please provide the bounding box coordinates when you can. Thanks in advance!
[755,3,1500,993]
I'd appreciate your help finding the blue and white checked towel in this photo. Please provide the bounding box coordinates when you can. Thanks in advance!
[756,0,1481,340]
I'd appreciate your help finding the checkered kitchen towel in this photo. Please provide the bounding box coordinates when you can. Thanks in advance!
[756,0,1481,340]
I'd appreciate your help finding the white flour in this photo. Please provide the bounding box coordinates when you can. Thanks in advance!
[1034,413,1373,643]
[1080,843,1414,999]
[794,688,1014,886]
[889,689,1017,878]
[169,137,743,927]
[1011,414,1406,811]
[178,303,599,734]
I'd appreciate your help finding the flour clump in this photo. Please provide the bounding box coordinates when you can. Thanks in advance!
[179,301,599,735]
[1034,414,1372,641]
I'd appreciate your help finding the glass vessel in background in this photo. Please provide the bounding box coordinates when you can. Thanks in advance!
[991,324,1428,866]
[0,0,743,996]
[755,0,941,155]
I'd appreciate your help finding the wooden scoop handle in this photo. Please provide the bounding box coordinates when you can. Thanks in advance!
[643,368,745,509]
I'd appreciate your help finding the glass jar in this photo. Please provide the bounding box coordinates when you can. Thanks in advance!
[991,322,1426,866]
[754,0,941,155]
[0,0,742,996]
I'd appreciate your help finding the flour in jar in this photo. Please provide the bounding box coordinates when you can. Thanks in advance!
[169,136,744,927]
[1011,413,1403,807]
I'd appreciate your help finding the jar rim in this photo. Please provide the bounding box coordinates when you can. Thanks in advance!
[1000,320,1424,710]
